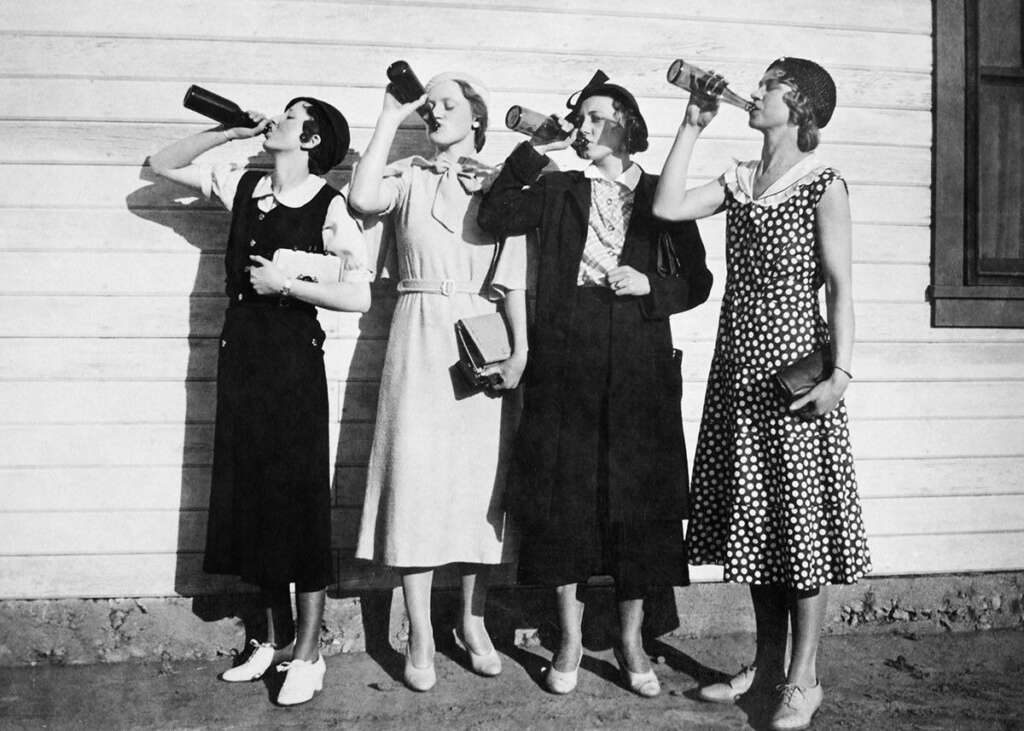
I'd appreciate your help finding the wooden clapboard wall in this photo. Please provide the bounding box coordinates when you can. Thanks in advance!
[1,0,1022,599]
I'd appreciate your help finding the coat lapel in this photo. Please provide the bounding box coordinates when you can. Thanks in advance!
[620,173,654,267]
[560,171,591,282]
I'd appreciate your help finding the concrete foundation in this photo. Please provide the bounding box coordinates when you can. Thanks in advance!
[2,572,1021,667]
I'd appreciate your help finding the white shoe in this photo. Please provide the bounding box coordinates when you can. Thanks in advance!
[545,650,582,695]
[276,655,326,706]
[697,664,757,703]
[770,682,824,730]
[220,639,277,682]
[614,647,660,698]
[403,646,437,692]
[454,627,502,677]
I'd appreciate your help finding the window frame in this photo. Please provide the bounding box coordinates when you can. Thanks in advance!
[931,0,1024,327]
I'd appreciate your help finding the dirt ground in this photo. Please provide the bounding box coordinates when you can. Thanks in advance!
[0,629,1021,730]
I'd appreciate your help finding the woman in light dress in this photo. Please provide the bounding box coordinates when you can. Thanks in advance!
[349,71,527,691]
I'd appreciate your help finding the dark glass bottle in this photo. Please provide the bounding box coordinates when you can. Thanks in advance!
[505,106,571,143]
[386,60,438,130]
[182,85,257,128]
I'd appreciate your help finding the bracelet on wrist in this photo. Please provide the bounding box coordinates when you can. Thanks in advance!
[280,279,293,298]
[833,365,853,380]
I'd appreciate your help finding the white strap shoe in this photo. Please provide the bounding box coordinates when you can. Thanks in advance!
[545,650,582,694]
[220,639,277,682]
[276,654,326,706]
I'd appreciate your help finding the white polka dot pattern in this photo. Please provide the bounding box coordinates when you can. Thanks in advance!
[687,166,871,591]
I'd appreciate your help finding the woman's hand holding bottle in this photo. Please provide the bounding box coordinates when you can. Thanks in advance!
[683,73,728,130]
[379,87,429,127]
[224,111,272,140]
[531,116,576,154]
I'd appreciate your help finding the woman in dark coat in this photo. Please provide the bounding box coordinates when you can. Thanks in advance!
[478,77,712,696]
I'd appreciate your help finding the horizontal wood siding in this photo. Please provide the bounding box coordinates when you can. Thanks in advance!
[1,0,1022,599]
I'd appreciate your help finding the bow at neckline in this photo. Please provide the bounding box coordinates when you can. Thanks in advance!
[409,155,501,232]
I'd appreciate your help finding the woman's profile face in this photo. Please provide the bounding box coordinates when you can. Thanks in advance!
[748,69,796,130]
[263,101,316,153]
[424,79,475,148]
[574,95,627,161]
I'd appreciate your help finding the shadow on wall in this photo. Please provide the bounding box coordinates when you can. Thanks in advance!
[123,147,385,645]
[126,156,259,632]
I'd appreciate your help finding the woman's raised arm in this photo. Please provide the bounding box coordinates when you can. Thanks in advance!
[652,95,726,222]
[347,90,426,215]
[149,113,270,189]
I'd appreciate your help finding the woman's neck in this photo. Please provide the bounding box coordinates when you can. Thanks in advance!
[271,149,313,192]
[592,150,632,181]
[758,128,806,176]
[435,134,477,165]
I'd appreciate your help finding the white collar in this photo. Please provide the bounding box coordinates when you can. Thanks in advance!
[584,162,642,191]
[733,154,823,204]
[251,173,326,208]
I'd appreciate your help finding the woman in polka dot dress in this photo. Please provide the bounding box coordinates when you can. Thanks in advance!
[654,58,870,730]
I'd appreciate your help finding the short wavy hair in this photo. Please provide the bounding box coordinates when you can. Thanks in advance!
[782,89,820,152]
[612,99,649,153]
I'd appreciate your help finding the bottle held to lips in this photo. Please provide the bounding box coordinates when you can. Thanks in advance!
[182,85,258,129]
[505,106,572,143]
[666,60,753,111]
[386,60,439,130]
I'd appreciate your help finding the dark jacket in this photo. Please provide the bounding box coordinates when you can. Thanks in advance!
[477,142,713,525]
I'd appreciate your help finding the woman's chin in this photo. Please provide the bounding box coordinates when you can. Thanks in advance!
[578,145,614,162]
[427,128,471,150]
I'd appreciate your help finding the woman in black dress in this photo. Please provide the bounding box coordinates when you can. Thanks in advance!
[478,77,712,696]
[151,96,370,705]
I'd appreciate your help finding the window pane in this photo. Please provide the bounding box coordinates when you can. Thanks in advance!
[977,81,1024,275]
[979,0,1022,68]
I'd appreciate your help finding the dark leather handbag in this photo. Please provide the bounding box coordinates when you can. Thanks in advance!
[775,346,832,403]
[455,312,512,387]
[656,232,682,278]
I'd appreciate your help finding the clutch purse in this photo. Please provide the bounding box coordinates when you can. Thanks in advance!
[455,311,512,386]
[775,346,832,403]
[272,249,342,284]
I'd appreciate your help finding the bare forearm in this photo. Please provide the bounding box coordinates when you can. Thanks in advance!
[825,282,854,373]
[653,125,701,220]
[348,117,401,214]
[289,279,371,313]
[150,130,229,176]
[504,288,529,358]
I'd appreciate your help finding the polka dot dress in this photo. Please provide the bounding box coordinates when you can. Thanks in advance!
[687,163,871,591]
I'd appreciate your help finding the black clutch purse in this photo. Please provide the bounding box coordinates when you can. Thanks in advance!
[775,347,833,403]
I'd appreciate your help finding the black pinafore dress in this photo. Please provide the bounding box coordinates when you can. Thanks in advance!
[203,171,335,589]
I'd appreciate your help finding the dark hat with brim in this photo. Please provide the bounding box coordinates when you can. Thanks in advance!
[565,70,648,135]
[286,96,351,171]
[765,57,837,128]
